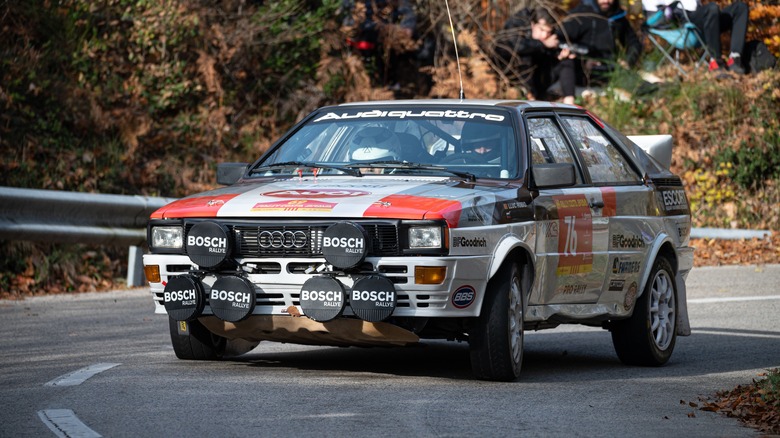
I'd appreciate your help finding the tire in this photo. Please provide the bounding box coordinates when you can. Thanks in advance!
[611,256,677,366]
[469,262,525,381]
[168,317,227,360]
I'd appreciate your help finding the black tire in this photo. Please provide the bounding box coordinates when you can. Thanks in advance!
[611,256,677,366]
[469,262,525,381]
[168,317,227,361]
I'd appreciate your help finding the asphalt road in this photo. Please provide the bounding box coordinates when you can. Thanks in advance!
[1,265,778,437]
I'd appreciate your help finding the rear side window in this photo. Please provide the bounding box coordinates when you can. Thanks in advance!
[561,116,640,184]
[527,117,582,184]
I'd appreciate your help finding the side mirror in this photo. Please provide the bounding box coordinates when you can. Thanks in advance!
[531,163,576,189]
[217,162,249,185]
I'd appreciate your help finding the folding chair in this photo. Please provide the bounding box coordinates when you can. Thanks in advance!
[642,1,711,76]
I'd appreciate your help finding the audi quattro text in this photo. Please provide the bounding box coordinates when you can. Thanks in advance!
[143,99,694,381]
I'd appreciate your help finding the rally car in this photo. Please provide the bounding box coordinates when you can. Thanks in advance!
[143,99,694,381]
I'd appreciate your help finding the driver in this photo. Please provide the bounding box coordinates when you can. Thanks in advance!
[459,122,502,163]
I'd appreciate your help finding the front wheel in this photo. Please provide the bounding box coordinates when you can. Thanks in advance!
[469,262,525,381]
[611,256,677,366]
[168,317,227,360]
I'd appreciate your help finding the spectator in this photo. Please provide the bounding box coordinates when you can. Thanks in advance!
[642,0,749,74]
[494,7,576,105]
[342,0,421,89]
[561,0,643,82]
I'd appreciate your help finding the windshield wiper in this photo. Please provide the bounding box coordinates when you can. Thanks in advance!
[249,161,362,177]
[346,161,476,182]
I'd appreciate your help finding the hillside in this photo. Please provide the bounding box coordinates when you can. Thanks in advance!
[1,0,779,295]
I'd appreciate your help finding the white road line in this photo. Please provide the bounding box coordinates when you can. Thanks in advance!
[37,409,101,438]
[688,295,780,304]
[693,330,780,340]
[44,363,120,387]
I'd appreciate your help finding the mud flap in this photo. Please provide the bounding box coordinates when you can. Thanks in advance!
[675,272,691,336]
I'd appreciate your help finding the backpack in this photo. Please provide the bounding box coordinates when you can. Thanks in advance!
[744,40,777,74]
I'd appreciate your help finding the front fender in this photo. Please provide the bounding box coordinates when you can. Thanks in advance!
[639,232,691,336]
[488,225,536,280]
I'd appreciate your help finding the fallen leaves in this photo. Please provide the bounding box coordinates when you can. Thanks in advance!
[698,369,780,434]
[691,234,780,267]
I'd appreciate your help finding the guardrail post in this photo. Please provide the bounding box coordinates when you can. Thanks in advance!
[127,246,146,287]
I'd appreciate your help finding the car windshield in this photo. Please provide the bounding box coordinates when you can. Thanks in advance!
[251,106,521,179]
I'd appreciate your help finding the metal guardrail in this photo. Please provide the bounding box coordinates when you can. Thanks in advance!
[0,186,175,287]
[0,186,773,287]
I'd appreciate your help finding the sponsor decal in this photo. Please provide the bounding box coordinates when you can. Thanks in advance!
[503,201,528,209]
[662,189,688,212]
[351,290,395,305]
[451,285,476,309]
[624,282,638,310]
[187,235,227,253]
[209,276,256,322]
[162,275,205,321]
[452,236,487,248]
[322,222,369,269]
[312,109,506,123]
[164,288,197,306]
[557,283,587,295]
[677,224,690,239]
[300,276,347,322]
[210,289,253,307]
[323,236,365,254]
[206,199,225,207]
[611,233,645,249]
[554,195,593,276]
[349,275,397,322]
[251,199,336,212]
[612,257,641,275]
[262,189,370,198]
[301,290,345,307]
[186,222,231,269]
[608,279,626,292]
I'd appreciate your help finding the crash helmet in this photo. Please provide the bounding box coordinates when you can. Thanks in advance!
[460,122,503,161]
[350,126,401,162]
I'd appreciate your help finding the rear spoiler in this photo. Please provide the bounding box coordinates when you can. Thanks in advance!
[627,135,673,169]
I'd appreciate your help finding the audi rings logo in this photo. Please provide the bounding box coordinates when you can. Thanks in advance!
[258,230,307,249]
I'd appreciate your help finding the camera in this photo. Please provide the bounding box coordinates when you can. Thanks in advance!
[558,43,589,55]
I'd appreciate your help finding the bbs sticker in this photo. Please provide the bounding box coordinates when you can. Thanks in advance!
[452,286,476,309]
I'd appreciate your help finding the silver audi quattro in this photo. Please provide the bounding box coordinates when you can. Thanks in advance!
[143,99,694,381]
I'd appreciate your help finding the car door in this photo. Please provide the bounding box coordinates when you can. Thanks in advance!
[558,114,649,308]
[526,115,610,305]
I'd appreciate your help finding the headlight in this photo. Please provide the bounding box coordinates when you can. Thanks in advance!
[408,226,442,249]
[151,226,183,249]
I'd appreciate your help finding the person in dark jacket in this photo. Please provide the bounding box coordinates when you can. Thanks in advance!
[494,7,576,105]
[561,0,642,84]
[342,0,421,90]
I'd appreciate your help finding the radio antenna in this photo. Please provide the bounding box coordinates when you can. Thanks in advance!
[444,0,465,100]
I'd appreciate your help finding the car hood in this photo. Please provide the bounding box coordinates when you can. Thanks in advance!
[151,176,529,228]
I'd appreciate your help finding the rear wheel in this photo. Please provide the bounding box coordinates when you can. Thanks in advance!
[168,317,227,360]
[611,256,677,366]
[469,262,525,381]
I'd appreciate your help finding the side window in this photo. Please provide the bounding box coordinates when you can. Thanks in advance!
[561,116,641,184]
[527,117,582,184]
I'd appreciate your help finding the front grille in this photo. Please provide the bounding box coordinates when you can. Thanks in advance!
[186,220,401,258]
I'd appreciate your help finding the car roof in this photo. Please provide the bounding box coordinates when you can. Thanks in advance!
[337,99,581,111]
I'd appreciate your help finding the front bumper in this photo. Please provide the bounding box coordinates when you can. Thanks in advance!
[144,253,493,319]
